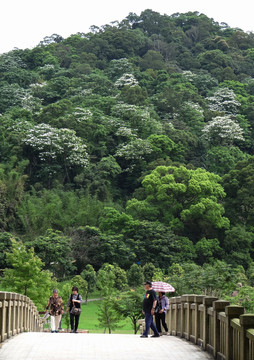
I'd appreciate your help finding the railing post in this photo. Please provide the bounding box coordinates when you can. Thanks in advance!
[169,297,176,335]
[180,295,186,338]
[20,295,25,332]
[225,305,244,360]
[11,293,17,336]
[32,304,37,332]
[213,300,230,359]
[202,296,218,351]
[0,292,8,342]
[181,295,195,340]
[29,300,33,331]
[6,292,13,339]
[16,294,21,334]
[193,295,205,344]
[187,295,195,341]
[239,314,254,360]
[24,296,28,331]
[28,299,31,331]
[176,297,181,336]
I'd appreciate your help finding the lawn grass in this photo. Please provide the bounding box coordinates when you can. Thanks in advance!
[59,300,134,334]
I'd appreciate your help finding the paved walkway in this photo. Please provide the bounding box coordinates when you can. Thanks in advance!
[0,333,213,360]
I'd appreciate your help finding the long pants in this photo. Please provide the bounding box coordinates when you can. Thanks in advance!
[155,312,168,332]
[70,313,80,331]
[51,315,61,331]
[143,312,160,336]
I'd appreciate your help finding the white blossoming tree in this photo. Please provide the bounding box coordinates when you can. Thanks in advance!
[10,122,89,183]
[21,90,42,113]
[24,124,89,166]
[202,116,244,146]
[108,58,134,81]
[72,107,93,123]
[111,103,162,137]
[206,87,240,114]
[115,73,139,88]
[114,138,153,172]
[0,84,27,113]
[0,52,26,71]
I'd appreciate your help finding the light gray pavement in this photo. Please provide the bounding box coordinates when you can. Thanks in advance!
[0,332,213,360]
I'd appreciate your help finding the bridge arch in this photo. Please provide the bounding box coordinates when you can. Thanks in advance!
[1,291,254,359]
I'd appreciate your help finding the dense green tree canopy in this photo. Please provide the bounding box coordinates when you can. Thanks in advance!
[1,9,254,303]
[126,165,229,240]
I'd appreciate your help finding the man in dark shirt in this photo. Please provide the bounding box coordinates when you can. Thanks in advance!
[141,281,160,338]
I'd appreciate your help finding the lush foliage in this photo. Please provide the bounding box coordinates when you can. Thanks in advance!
[1,9,254,311]
[1,240,54,309]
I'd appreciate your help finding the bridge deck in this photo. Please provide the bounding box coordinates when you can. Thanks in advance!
[0,332,213,360]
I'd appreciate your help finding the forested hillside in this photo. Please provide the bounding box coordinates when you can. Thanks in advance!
[1,10,254,303]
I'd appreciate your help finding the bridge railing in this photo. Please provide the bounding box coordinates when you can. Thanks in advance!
[139,294,254,360]
[0,291,44,344]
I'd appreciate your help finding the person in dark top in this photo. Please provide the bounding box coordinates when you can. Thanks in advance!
[66,286,82,333]
[141,281,160,338]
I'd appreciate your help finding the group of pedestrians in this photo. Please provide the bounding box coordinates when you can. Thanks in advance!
[45,286,82,333]
[45,280,169,336]
[141,281,169,338]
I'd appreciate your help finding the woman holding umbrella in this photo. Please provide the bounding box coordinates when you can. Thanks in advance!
[152,281,175,335]
[155,292,169,335]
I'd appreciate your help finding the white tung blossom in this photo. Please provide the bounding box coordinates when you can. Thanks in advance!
[0,53,26,71]
[108,58,134,79]
[173,101,204,120]
[74,87,92,97]
[9,120,34,134]
[23,124,89,167]
[184,101,204,114]
[115,138,153,161]
[182,70,197,82]
[112,103,150,120]
[39,64,55,71]
[115,126,136,138]
[73,107,93,123]
[30,82,47,88]
[21,91,42,112]
[206,88,240,115]
[115,73,139,88]
[202,115,244,144]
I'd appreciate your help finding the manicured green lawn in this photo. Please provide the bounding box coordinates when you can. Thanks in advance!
[60,300,134,334]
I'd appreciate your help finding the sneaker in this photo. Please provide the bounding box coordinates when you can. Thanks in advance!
[55,330,59,333]
[70,330,74,333]
[151,334,160,337]
[140,335,148,338]
[51,330,55,333]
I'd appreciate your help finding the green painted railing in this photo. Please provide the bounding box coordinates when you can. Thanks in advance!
[0,292,44,344]
[139,294,254,360]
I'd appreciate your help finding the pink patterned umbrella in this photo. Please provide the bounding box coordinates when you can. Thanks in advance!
[152,281,175,293]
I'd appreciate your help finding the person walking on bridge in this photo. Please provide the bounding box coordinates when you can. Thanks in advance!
[141,281,160,338]
[66,286,82,333]
[155,291,169,335]
[45,289,64,333]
